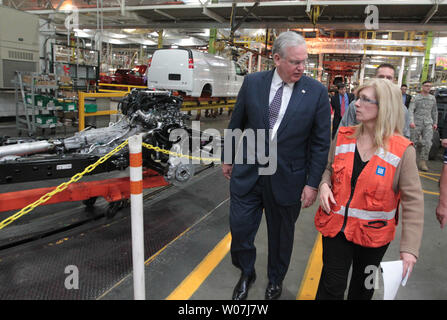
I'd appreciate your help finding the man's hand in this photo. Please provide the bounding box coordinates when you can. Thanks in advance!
[441,139,447,149]
[433,124,438,130]
[410,122,416,129]
[222,164,233,180]
[301,185,318,208]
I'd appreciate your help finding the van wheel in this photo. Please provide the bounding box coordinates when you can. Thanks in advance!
[200,85,212,119]
[200,85,212,98]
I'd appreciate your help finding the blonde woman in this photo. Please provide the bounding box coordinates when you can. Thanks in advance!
[315,78,424,300]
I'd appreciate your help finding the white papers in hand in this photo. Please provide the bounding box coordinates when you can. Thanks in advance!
[380,260,408,300]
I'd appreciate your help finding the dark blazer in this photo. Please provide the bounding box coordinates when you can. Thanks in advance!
[222,70,331,206]
[331,92,355,139]
[403,94,412,108]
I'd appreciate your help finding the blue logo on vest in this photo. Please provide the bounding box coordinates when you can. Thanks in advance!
[376,166,386,176]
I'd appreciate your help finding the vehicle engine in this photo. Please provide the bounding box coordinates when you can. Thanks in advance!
[0,90,219,185]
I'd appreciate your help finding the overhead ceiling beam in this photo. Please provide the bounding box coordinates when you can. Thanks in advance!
[421,2,439,24]
[232,1,260,31]
[243,7,261,21]
[123,12,152,24]
[153,9,178,21]
[202,7,226,23]
[27,0,447,14]
[55,0,65,11]
[76,21,447,32]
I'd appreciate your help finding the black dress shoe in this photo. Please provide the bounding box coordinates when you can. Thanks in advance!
[232,272,256,300]
[265,282,282,300]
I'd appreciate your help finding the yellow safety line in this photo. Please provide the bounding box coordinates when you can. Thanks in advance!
[423,189,440,196]
[166,232,231,300]
[418,171,441,177]
[296,233,323,300]
[419,173,439,182]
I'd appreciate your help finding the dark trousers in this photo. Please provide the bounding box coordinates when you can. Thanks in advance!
[316,232,389,300]
[229,175,301,284]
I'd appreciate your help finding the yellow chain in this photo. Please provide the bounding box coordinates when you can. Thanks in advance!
[0,140,219,231]
[0,139,129,230]
[142,142,220,162]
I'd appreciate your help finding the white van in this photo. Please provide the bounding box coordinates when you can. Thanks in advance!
[147,48,246,98]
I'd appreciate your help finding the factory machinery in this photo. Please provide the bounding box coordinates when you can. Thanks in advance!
[0,90,220,218]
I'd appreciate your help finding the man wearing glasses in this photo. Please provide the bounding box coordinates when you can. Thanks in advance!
[338,63,411,139]
[409,80,438,172]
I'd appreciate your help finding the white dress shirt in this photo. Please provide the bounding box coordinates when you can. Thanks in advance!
[269,69,294,139]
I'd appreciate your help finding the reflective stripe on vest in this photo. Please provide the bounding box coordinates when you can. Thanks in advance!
[336,144,401,168]
[332,205,397,221]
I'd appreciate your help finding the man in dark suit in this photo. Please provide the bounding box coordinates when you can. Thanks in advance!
[221,31,331,300]
[331,83,355,139]
[401,84,412,108]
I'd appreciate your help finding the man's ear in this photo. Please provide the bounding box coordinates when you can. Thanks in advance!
[273,53,281,67]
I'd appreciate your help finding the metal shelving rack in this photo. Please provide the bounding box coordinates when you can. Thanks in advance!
[15,71,61,136]
[51,43,100,92]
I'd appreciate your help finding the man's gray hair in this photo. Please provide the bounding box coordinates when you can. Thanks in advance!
[272,31,307,57]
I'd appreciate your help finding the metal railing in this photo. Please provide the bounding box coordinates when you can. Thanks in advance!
[78,91,126,131]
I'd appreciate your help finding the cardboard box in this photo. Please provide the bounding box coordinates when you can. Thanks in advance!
[59,75,72,83]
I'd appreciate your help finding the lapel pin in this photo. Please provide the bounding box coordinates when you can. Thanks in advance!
[302,89,306,94]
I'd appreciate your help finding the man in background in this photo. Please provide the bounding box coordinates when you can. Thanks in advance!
[409,80,438,172]
[331,83,354,139]
[401,84,412,108]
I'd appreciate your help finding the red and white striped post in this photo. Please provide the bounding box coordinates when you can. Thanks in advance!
[128,133,145,300]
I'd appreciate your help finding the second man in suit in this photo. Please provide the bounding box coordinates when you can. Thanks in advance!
[331,83,355,139]
[401,84,412,108]
[222,31,331,300]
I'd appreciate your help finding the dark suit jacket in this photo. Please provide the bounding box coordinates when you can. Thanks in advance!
[222,70,331,206]
[331,92,355,139]
[403,94,412,108]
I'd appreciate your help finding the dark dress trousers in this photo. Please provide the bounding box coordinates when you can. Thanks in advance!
[331,93,355,139]
[223,70,331,284]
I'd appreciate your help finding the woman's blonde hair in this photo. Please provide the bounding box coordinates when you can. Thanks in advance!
[352,78,404,149]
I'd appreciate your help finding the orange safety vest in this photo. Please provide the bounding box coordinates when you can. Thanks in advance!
[315,126,412,248]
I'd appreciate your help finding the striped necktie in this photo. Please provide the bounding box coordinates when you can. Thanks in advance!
[269,82,284,129]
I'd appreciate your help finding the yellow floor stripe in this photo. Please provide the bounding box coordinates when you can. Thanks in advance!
[423,189,440,196]
[166,232,232,300]
[419,171,440,177]
[296,232,323,300]
[419,173,440,183]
